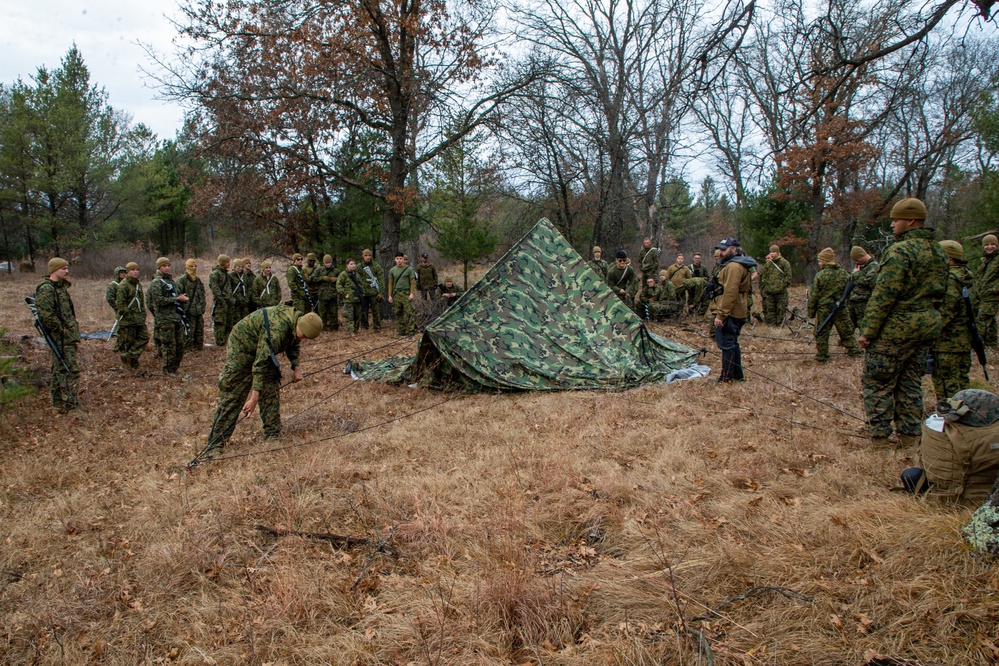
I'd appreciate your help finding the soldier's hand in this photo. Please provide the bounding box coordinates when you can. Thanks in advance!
[714,317,724,328]
[858,335,870,349]
[408,293,414,301]
[242,390,260,417]
[291,366,303,383]
[177,294,189,303]
[388,295,393,304]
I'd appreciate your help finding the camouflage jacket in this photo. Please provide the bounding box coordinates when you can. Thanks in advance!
[638,246,661,274]
[438,282,464,306]
[115,277,147,326]
[147,273,185,324]
[286,265,309,302]
[224,305,303,391]
[636,283,665,305]
[303,262,320,297]
[231,271,249,309]
[761,256,792,294]
[359,261,383,296]
[35,277,80,346]
[105,267,124,311]
[605,264,640,298]
[254,274,282,307]
[665,263,691,287]
[849,259,879,305]
[689,263,709,279]
[177,272,206,317]
[937,263,974,353]
[415,262,438,289]
[312,265,340,300]
[657,278,678,301]
[209,265,234,309]
[337,269,364,303]
[709,255,756,320]
[972,251,999,306]
[243,269,257,310]
[858,227,948,344]
[589,258,608,281]
[807,263,850,319]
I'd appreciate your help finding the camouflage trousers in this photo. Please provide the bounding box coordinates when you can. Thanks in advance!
[316,297,339,332]
[932,350,972,401]
[393,294,416,335]
[155,320,186,374]
[848,301,868,332]
[118,324,149,369]
[213,304,234,346]
[814,306,860,361]
[762,292,788,327]
[50,342,79,412]
[342,301,361,335]
[976,301,998,347]
[185,315,204,351]
[206,367,282,451]
[862,339,931,439]
[360,297,381,331]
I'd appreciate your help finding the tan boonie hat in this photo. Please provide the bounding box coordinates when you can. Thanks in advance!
[156,257,170,268]
[817,247,835,263]
[297,312,323,339]
[260,260,271,269]
[48,257,69,273]
[185,258,197,270]
[939,240,963,260]
[890,197,927,220]
[769,244,779,253]
[593,246,602,254]
[125,262,139,271]
[218,254,231,266]
[984,234,998,247]
[850,246,866,262]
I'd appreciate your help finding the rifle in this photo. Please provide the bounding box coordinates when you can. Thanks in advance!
[25,296,70,373]
[963,286,990,381]
[295,268,316,311]
[163,279,190,335]
[107,313,123,347]
[815,281,855,336]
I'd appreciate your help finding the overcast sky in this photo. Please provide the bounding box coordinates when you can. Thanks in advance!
[2,2,187,141]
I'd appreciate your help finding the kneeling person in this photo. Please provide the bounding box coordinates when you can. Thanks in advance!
[204,306,322,455]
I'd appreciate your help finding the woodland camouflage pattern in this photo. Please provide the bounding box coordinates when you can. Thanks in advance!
[807,262,860,361]
[848,259,879,328]
[933,262,974,400]
[209,264,235,345]
[147,272,186,373]
[177,270,206,351]
[115,276,149,367]
[761,255,791,326]
[360,259,383,330]
[253,274,282,308]
[971,251,999,346]
[353,218,698,390]
[35,276,80,411]
[287,265,310,313]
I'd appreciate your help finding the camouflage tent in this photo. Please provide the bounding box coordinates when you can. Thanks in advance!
[351,218,700,391]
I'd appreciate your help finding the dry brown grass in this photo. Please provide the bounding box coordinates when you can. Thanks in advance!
[2,270,998,665]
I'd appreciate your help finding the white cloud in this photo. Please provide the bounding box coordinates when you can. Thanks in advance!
[1,2,186,141]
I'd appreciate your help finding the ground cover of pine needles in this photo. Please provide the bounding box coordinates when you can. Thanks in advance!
[1,269,997,665]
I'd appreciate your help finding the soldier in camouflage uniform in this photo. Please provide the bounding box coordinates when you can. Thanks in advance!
[313,254,340,332]
[177,258,206,352]
[106,266,126,351]
[689,253,709,279]
[932,240,974,400]
[415,253,438,301]
[231,259,250,323]
[807,248,861,362]
[858,198,949,450]
[254,261,282,308]
[115,262,150,370]
[606,251,640,306]
[589,246,608,281]
[209,255,236,346]
[35,258,80,413]
[638,237,661,281]
[337,259,365,335]
[147,257,190,374]
[682,277,709,316]
[359,249,383,331]
[303,253,321,310]
[203,307,322,455]
[848,246,879,330]
[656,270,681,316]
[242,258,257,313]
[389,252,418,335]
[971,234,999,347]
[760,244,792,326]
[286,253,312,314]
[438,277,464,308]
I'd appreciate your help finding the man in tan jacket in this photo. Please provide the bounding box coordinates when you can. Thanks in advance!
[709,237,758,382]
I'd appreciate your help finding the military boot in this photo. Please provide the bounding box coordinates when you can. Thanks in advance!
[869,436,892,451]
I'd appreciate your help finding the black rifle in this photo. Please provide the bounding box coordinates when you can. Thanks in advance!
[963,286,989,381]
[163,279,189,335]
[815,281,855,336]
[25,296,70,372]
[295,269,316,311]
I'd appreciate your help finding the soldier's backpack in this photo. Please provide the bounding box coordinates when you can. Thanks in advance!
[919,420,999,503]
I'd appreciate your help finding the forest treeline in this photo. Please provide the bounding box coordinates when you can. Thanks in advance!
[2,0,999,278]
